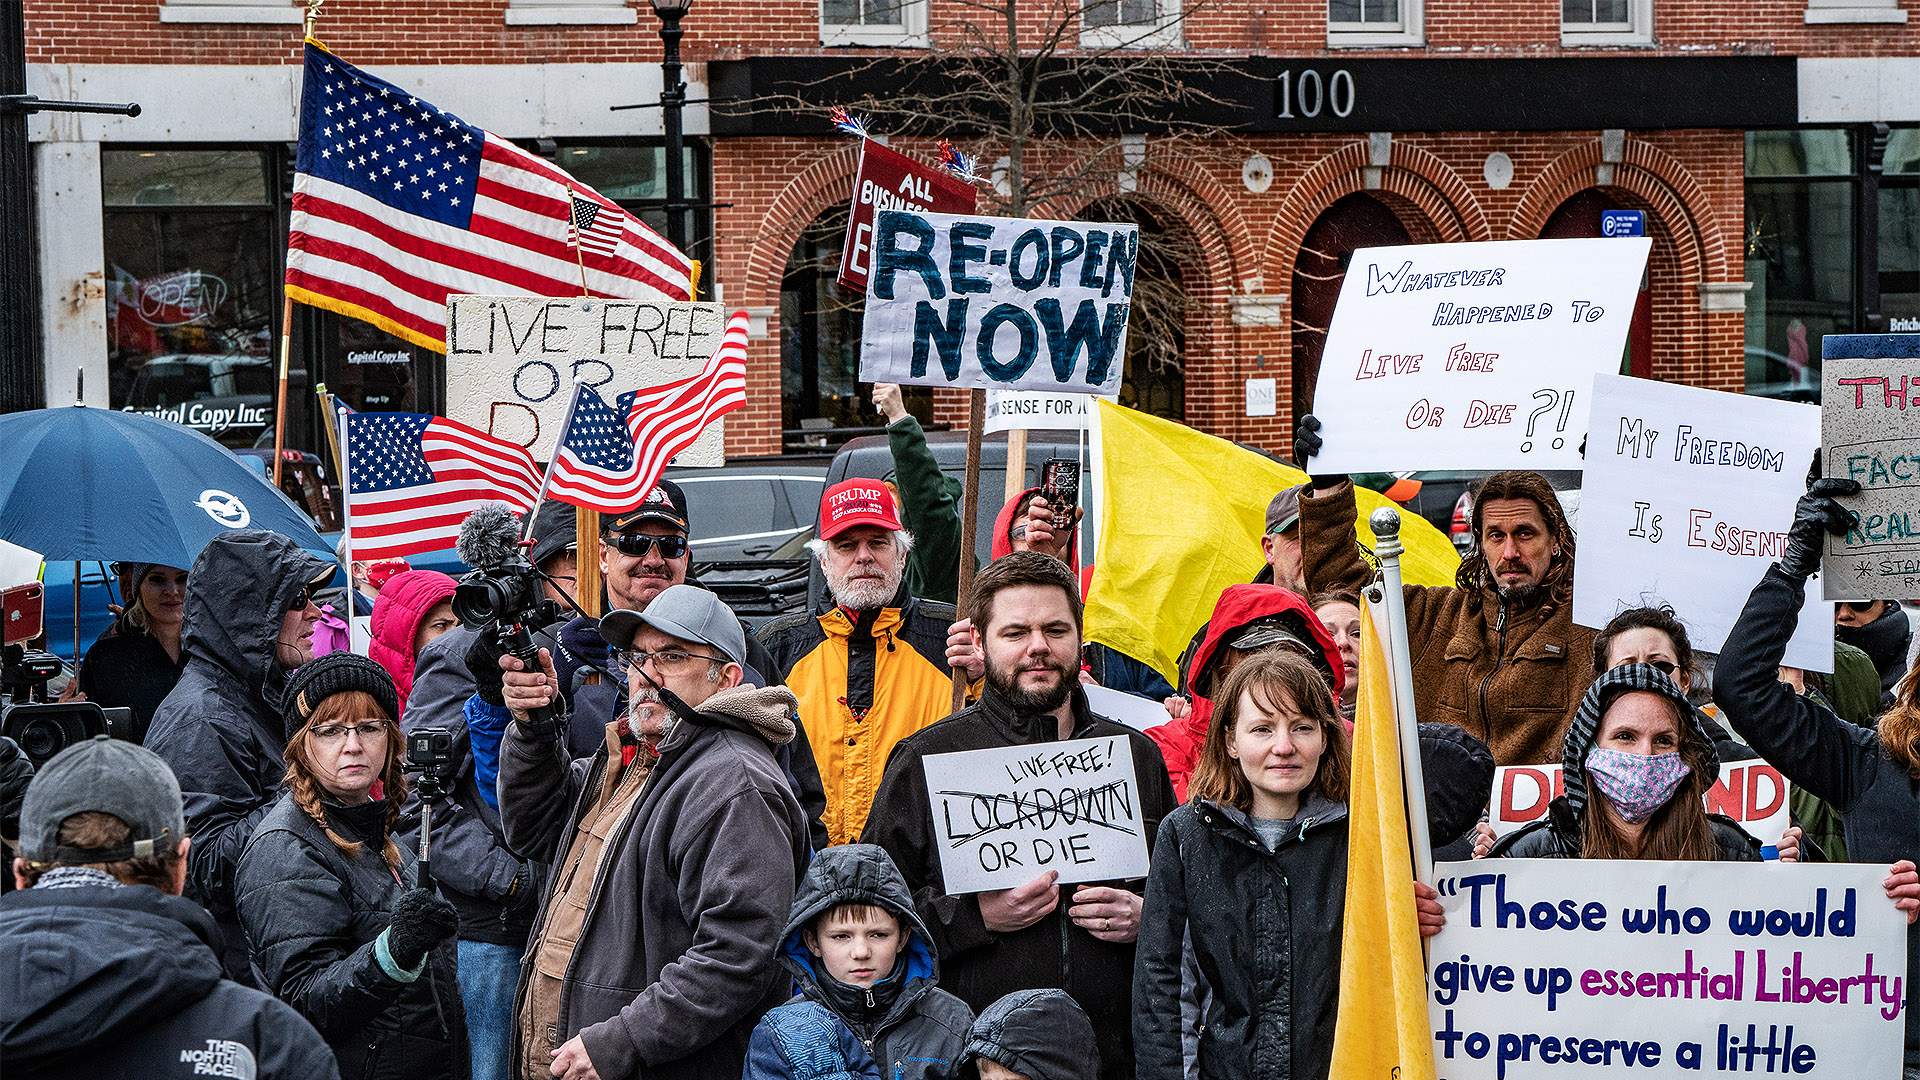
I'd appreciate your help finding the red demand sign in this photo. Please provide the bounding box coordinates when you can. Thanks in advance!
[837,139,979,292]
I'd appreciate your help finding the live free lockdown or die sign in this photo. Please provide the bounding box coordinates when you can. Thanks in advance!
[1309,237,1650,473]
[860,210,1137,395]
[922,735,1148,894]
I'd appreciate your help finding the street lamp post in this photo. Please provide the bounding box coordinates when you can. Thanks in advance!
[651,0,692,253]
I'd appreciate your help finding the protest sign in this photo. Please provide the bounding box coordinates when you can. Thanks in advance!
[1820,334,1920,599]
[860,210,1137,396]
[1486,759,1791,845]
[984,389,1113,433]
[1308,237,1650,473]
[1574,374,1830,671]
[1083,684,1171,733]
[1429,858,1906,1079]
[444,295,729,463]
[838,139,978,292]
[921,734,1148,894]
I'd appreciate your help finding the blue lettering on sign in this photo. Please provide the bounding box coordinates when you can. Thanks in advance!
[873,213,944,301]
[977,303,1040,381]
[1600,210,1646,238]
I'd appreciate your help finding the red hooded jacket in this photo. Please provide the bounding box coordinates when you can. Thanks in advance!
[992,486,1080,567]
[1146,584,1345,802]
[368,569,458,719]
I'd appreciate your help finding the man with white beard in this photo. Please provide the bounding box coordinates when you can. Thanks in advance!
[760,479,960,845]
[496,585,808,1080]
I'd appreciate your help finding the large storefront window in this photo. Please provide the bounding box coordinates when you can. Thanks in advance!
[1883,129,1920,332]
[103,149,279,449]
[1743,131,1853,402]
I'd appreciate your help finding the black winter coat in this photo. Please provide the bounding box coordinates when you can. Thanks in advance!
[0,881,339,1079]
[1134,797,1348,1080]
[236,793,466,1080]
[860,685,1177,1080]
[145,529,335,980]
[1715,564,1920,1067]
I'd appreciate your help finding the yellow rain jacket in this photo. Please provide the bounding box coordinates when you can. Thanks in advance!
[759,589,958,845]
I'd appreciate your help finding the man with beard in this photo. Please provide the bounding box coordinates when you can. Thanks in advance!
[861,552,1176,1080]
[1295,416,1593,764]
[761,479,957,845]
[495,585,808,1080]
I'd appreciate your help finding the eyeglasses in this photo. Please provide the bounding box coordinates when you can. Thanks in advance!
[616,647,727,674]
[309,720,389,744]
[1842,601,1880,614]
[1644,659,1678,677]
[611,534,690,560]
[299,581,329,607]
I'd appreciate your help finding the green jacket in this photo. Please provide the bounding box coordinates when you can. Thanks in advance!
[887,416,969,606]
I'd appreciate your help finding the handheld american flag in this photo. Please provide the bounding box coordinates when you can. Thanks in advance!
[343,411,545,561]
[287,41,692,353]
[547,311,752,514]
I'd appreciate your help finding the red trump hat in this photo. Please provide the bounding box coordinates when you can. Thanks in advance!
[818,478,903,539]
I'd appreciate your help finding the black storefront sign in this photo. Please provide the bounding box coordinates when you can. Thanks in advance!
[710,55,1799,137]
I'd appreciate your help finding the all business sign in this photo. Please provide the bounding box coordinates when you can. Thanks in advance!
[837,138,978,292]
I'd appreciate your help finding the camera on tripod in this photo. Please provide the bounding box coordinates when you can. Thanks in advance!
[406,726,455,802]
[0,584,136,768]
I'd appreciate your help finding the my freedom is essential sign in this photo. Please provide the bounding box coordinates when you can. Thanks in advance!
[860,210,1137,395]
[1821,334,1920,600]
[1308,237,1650,473]
[445,295,729,463]
[838,139,978,292]
[922,734,1148,894]
[1574,374,1830,671]
[1428,859,1906,1079]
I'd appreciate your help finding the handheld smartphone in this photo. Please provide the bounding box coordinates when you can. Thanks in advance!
[1040,458,1080,532]
[2,582,45,647]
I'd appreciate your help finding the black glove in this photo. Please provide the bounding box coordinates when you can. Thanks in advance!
[1291,414,1345,488]
[386,887,460,971]
[1779,477,1861,579]
[0,737,33,841]
[464,629,509,707]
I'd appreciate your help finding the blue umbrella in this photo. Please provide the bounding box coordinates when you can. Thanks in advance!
[0,405,333,568]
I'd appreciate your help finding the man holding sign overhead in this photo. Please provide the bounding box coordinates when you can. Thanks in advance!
[861,553,1175,1080]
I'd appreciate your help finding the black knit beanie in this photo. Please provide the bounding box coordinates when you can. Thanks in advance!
[281,652,401,735]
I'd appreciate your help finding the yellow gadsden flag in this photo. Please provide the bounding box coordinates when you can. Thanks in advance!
[1083,400,1459,686]
[1329,602,1436,1080]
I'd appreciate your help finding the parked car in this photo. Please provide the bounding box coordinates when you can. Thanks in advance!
[665,460,829,561]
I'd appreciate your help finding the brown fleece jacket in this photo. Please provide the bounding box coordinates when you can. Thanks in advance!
[1297,480,1595,765]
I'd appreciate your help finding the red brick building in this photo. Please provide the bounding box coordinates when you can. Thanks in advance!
[22,0,1920,460]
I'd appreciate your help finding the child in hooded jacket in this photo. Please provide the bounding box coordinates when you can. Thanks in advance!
[745,844,974,1080]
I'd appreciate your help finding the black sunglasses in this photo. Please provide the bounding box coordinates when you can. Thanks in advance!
[1842,601,1881,614]
[612,534,690,560]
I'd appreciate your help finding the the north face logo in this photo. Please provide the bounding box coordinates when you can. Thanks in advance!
[180,1039,256,1079]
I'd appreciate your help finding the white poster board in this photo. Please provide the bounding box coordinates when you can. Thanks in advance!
[1309,237,1650,472]
[444,295,729,464]
[984,389,1113,434]
[1486,759,1791,845]
[921,734,1148,894]
[1084,685,1171,732]
[1429,859,1906,1079]
[1820,335,1920,599]
[1574,374,1831,671]
[860,210,1137,395]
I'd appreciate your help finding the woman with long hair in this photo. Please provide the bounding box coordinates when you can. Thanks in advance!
[234,653,466,1079]
[1715,477,1920,1075]
[77,562,188,736]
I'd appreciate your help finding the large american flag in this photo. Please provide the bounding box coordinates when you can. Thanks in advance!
[343,411,545,561]
[287,42,692,353]
[547,311,752,514]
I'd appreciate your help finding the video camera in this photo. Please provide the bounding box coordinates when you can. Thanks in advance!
[405,725,456,889]
[453,505,562,727]
[0,585,136,768]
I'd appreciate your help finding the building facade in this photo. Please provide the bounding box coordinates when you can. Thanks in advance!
[22,0,1920,461]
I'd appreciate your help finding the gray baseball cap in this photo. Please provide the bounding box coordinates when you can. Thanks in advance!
[599,583,746,667]
[1265,485,1305,535]
[20,736,185,865]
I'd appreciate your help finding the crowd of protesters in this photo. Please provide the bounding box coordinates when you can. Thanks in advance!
[7,389,1920,1080]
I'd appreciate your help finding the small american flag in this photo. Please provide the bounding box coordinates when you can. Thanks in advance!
[547,312,752,514]
[343,411,544,561]
[287,42,691,353]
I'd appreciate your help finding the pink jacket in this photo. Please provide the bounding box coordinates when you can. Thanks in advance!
[368,569,458,719]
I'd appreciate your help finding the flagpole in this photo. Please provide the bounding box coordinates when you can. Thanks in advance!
[1369,505,1434,887]
[271,294,295,487]
[337,403,360,652]
[520,384,580,546]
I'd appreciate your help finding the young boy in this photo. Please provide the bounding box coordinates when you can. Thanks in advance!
[963,990,1098,1080]
[745,844,973,1080]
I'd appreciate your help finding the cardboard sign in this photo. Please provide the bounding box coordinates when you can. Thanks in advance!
[1487,759,1792,844]
[1574,374,1831,671]
[860,210,1137,395]
[984,389,1112,433]
[838,139,979,292]
[1309,237,1650,473]
[1429,859,1906,1079]
[444,295,730,463]
[922,734,1148,894]
[1821,334,1920,599]
[1084,685,1171,733]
